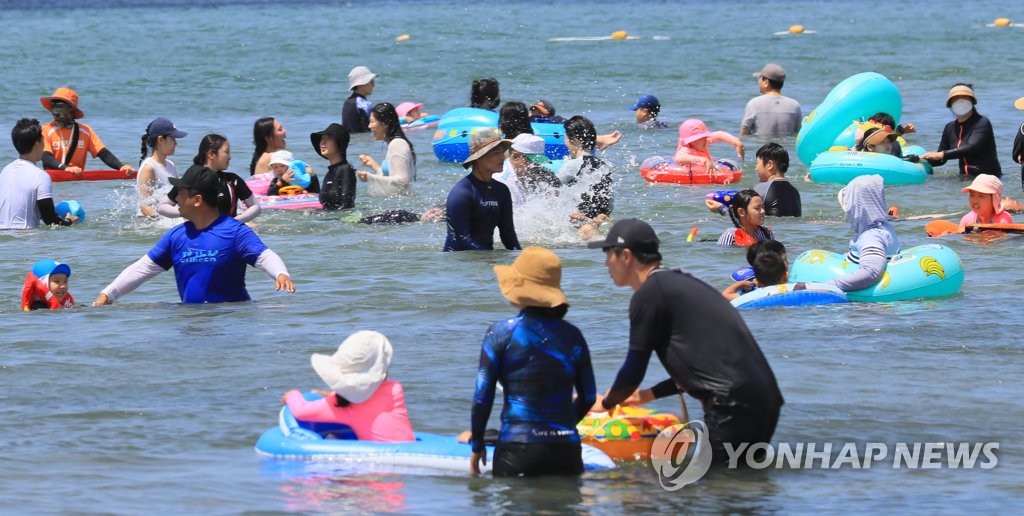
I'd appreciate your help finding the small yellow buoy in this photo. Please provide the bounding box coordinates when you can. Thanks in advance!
[396,34,411,42]
[993,18,1011,27]
[788,24,805,34]
[611,30,628,40]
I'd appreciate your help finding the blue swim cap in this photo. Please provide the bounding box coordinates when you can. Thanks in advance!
[55,200,86,223]
[32,259,71,278]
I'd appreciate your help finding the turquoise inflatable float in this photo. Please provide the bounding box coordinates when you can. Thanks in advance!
[808,145,932,185]
[788,244,964,302]
[431,108,568,163]
[796,72,902,167]
[255,396,616,474]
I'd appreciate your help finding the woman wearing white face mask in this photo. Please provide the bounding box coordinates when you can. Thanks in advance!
[921,83,1001,179]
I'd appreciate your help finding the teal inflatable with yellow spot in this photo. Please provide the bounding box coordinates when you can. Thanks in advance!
[788,244,964,302]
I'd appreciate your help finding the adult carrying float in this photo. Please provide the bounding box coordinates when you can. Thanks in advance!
[46,169,138,182]
[808,145,931,185]
[431,108,568,163]
[576,406,682,461]
[788,244,964,302]
[795,72,902,167]
[639,157,743,185]
[255,400,616,473]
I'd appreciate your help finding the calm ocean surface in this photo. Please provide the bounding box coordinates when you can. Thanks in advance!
[2,0,1023,512]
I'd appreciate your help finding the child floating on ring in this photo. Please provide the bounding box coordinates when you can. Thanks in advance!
[673,119,744,175]
[722,240,789,300]
[960,174,1013,230]
[22,259,74,310]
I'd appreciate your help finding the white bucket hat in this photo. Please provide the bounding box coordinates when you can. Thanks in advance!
[311,330,393,403]
[268,150,293,168]
[348,66,377,90]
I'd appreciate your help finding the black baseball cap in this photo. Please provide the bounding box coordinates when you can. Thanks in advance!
[169,165,220,197]
[586,218,660,253]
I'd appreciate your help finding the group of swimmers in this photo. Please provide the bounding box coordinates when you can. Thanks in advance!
[6,69,1024,480]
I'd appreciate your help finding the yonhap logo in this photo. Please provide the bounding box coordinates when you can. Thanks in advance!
[650,420,713,490]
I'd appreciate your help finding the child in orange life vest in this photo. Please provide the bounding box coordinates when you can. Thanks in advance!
[22,259,74,310]
[959,174,1013,230]
[673,118,744,174]
[716,190,774,246]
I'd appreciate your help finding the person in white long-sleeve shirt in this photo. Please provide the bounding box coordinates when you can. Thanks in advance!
[94,166,294,305]
[829,175,899,292]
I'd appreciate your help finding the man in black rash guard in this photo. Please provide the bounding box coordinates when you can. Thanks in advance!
[587,219,783,464]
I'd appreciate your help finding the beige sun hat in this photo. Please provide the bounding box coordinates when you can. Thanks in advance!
[493,246,568,308]
[310,330,393,403]
[462,128,512,169]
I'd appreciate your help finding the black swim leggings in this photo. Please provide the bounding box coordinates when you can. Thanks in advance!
[492,442,584,477]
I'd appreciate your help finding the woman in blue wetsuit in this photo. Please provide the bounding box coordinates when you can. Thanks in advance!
[443,128,521,251]
[470,246,596,477]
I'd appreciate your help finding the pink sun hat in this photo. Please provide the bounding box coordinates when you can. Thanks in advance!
[395,102,423,119]
[961,174,1004,215]
[678,119,713,145]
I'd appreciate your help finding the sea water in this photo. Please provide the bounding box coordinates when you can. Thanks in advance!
[1,0,1022,512]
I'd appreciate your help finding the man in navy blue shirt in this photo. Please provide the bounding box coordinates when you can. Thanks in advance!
[94,166,295,304]
[443,128,521,252]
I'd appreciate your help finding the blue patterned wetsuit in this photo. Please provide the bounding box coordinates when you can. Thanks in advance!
[443,173,520,251]
[471,308,596,476]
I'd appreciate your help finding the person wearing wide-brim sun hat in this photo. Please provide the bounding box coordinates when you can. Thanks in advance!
[443,128,521,251]
[469,246,596,477]
[342,66,377,134]
[282,330,415,442]
[39,86,135,176]
[920,83,1001,179]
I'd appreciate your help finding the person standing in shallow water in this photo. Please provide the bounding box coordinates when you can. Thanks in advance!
[471,246,596,477]
[588,218,783,464]
[921,83,1001,179]
[443,128,520,252]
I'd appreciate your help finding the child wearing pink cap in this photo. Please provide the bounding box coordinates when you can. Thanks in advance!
[959,174,1013,230]
[673,119,744,174]
[395,102,429,125]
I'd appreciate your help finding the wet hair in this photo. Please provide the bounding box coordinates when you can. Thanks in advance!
[753,250,788,286]
[193,133,228,167]
[766,77,784,91]
[499,101,533,139]
[726,190,761,228]
[755,142,789,173]
[470,78,501,110]
[249,117,275,175]
[564,115,597,152]
[868,112,896,129]
[11,118,42,155]
[370,103,415,165]
[746,239,787,266]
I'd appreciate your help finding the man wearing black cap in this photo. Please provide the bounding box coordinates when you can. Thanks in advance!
[588,219,783,463]
[94,166,295,304]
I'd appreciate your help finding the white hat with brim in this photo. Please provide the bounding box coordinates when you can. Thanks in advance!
[462,128,512,169]
[348,66,377,90]
[961,174,1005,215]
[268,150,293,168]
[310,330,393,404]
